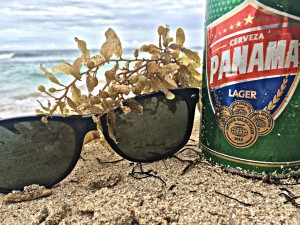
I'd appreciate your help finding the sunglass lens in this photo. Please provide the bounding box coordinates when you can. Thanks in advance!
[0,119,76,191]
[111,94,189,161]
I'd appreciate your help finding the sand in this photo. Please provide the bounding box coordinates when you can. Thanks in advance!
[0,112,300,224]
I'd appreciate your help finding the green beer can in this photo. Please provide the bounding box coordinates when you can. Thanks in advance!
[200,0,300,174]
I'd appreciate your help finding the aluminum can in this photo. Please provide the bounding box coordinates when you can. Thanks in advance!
[201,0,300,173]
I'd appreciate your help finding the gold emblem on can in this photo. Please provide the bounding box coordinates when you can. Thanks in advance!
[224,115,258,148]
[230,100,254,116]
[248,110,274,136]
[215,106,233,130]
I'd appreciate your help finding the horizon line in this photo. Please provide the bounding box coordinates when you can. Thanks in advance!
[0,46,204,53]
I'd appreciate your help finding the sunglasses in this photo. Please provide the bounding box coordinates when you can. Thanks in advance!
[0,88,199,193]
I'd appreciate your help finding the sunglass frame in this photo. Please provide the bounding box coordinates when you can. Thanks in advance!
[0,88,199,193]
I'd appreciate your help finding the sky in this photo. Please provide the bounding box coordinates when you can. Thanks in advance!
[0,0,206,51]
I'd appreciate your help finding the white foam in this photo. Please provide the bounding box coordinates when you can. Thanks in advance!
[0,53,15,60]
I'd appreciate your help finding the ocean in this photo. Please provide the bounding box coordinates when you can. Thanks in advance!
[0,49,124,117]
[0,48,202,118]
[0,50,74,117]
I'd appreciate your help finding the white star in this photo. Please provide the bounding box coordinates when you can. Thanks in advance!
[229,24,234,30]
[236,21,242,27]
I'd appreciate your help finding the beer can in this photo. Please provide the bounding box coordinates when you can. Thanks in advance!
[200,0,300,174]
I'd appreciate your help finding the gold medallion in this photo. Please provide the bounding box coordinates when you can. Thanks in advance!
[215,106,233,130]
[224,115,258,148]
[248,110,274,136]
[230,100,254,116]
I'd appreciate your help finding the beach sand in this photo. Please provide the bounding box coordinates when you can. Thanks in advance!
[0,111,299,224]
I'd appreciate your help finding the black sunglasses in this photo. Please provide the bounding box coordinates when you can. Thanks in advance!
[0,88,199,193]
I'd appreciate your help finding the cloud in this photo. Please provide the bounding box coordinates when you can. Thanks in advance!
[0,0,206,50]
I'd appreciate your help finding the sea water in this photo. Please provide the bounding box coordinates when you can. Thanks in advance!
[0,49,125,117]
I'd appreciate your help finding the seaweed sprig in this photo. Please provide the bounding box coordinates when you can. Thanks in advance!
[37,25,202,143]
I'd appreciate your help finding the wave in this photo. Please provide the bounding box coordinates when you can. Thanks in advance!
[13,50,78,57]
[0,51,77,64]
[0,53,15,60]
[2,49,90,63]
[1,47,203,64]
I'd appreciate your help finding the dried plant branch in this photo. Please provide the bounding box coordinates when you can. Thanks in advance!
[37,26,202,148]
[215,190,253,207]
[129,163,166,186]
[171,155,195,164]
[222,167,300,185]
[279,188,300,209]
[96,158,124,164]
[3,185,52,204]
[180,155,212,175]
[178,147,200,155]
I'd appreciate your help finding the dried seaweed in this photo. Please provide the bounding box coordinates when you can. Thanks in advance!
[171,155,195,164]
[177,153,212,176]
[37,26,202,148]
[3,184,52,204]
[215,190,253,207]
[96,157,124,164]
[222,167,300,185]
[279,188,300,209]
[129,163,166,186]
